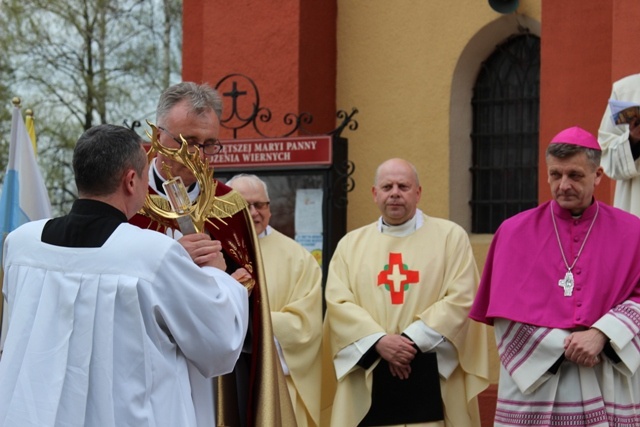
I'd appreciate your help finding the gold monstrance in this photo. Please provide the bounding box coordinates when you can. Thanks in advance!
[140,122,229,233]
[138,123,256,292]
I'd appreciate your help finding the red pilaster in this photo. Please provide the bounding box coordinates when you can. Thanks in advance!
[611,0,640,81]
[539,0,613,204]
[182,1,337,138]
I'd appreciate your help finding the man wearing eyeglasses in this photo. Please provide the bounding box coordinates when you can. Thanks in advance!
[228,174,323,427]
[130,82,295,427]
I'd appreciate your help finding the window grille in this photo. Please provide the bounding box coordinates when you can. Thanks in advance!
[470,33,540,233]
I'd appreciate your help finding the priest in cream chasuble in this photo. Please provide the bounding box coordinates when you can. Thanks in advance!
[324,158,490,427]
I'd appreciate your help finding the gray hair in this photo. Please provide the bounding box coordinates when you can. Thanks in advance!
[74,124,146,196]
[546,143,601,170]
[156,82,223,123]
[227,173,270,200]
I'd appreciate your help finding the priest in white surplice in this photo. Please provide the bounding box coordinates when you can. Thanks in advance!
[598,73,640,216]
[0,124,249,427]
[324,158,490,427]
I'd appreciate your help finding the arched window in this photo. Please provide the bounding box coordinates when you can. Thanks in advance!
[470,33,540,233]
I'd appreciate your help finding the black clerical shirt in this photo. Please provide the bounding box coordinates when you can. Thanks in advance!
[41,199,127,248]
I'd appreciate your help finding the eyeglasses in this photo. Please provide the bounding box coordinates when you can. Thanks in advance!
[248,201,270,210]
[158,126,223,155]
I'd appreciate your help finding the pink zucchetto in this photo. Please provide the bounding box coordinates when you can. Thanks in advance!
[550,126,601,151]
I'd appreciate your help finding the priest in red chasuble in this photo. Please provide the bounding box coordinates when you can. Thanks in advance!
[129,82,295,427]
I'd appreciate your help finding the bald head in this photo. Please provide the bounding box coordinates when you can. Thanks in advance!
[374,158,420,187]
[372,158,422,225]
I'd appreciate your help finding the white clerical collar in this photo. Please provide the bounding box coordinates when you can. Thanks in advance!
[150,159,200,203]
[258,225,272,239]
[377,209,424,236]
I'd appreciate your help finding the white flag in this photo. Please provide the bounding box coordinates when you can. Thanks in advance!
[0,104,52,239]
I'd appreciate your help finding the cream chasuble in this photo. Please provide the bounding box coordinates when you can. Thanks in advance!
[260,227,323,427]
[325,212,490,427]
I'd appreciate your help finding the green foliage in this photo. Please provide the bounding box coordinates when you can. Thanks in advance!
[0,0,182,215]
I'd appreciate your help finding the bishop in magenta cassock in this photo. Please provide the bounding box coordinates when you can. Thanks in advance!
[470,126,640,426]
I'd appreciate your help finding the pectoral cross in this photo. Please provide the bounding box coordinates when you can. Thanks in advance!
[558,271,574,297]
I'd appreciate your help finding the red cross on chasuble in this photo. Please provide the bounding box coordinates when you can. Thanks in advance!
[377,252,420,305]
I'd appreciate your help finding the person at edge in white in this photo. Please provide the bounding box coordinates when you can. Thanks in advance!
[0,124,248,427]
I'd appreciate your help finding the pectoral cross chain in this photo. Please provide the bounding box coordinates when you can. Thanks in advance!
[551,202,599,298]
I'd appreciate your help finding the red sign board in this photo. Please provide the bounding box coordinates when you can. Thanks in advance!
[213,135,332,170]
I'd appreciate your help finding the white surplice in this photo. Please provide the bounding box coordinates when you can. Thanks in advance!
[598,73,640,217]
[0,220,249,427]
[493,304,640,427]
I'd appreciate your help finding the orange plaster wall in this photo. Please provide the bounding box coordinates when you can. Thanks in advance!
[539,0,613,204]
[182,1,336,138]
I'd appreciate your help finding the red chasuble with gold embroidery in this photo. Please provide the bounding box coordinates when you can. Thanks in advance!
[130,177,295,427]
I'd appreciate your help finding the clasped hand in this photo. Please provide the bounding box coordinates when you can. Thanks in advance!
[375,334,417,380]
[563,328,607,367]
